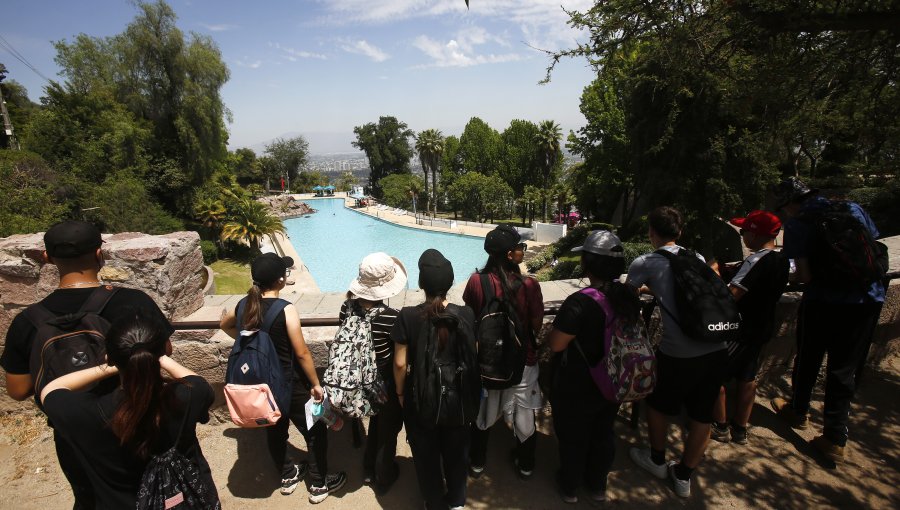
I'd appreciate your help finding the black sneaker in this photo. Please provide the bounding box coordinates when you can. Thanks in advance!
[308,472,347,504]
[730,425,749,445]
[710,423,730,443]
[280,462,308,495]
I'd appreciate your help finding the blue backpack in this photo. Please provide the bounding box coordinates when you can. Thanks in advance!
[226,298,291,416]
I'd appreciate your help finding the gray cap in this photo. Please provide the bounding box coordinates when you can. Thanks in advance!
[572,230,625,258]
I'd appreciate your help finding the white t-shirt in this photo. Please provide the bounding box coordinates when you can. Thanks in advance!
[626,244,727,358]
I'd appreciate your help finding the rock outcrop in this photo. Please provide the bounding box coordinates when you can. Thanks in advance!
[257,195,316,219]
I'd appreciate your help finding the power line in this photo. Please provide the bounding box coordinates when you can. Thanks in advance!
[0,34,52,83]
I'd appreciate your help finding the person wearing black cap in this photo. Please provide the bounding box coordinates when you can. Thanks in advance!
[220,253,346,503]
[392,249,477,510]
[1,220,173,509]
[463,225,544,481]
[770,177,886,463]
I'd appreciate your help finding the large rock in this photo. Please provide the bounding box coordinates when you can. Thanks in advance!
[0,230,207,413]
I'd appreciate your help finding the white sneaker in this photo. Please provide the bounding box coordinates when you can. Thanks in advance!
[667,461,691,498]
[629,447,667,479]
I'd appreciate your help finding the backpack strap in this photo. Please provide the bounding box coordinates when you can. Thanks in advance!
[260,299,290,333]
[650,249,688,332]
[23,286,119,328]
[572,287,617,366]
[479,273,495,311]
[172,385,193,450]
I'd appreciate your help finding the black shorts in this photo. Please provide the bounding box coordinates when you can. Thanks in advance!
[725,342,764,383]
[646,349,728,424]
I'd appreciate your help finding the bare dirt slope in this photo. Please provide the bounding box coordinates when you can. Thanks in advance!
[1,366,897,510]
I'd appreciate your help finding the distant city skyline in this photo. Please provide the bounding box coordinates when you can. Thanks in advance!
[1,0,596,154]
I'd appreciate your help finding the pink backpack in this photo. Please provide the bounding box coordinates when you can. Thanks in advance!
[573,288,656,403]
[224,383,282,427]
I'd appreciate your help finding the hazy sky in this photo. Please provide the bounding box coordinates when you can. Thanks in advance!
[1,0,596,153]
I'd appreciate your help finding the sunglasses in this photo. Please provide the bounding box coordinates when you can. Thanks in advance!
[515,243,528,252]
[284,268,292,276]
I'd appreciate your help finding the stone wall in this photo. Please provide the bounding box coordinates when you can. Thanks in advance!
[0,231,206,412]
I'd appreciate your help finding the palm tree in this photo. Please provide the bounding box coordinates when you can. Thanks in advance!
[534,120,562,222]
[220,198,285,250]
[415,129,445,217]
[193,196,227,243]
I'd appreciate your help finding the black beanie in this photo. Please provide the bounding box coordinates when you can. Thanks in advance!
[418,249,454,295]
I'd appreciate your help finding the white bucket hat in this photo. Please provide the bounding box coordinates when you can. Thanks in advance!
[348,252,408,301]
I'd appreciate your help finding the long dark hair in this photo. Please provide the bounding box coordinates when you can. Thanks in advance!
[581,252,640,324]
[479,252,523,304]
[105,310,176,460]
[243,275,284,330]
[422,293,455,351]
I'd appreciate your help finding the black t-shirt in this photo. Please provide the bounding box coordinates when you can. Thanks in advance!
[1,287,174,375]
[551,291,608,406]
[728,249,790,345]
[42,375,217,510]
[391,303,476,395]
[234,297,308,390]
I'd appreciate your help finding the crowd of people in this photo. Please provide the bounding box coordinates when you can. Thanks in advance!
[0,177,888,509]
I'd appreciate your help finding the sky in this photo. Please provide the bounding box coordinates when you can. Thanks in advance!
[1,0,597,154]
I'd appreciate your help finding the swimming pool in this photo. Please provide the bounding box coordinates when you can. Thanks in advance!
[284,198,488,292]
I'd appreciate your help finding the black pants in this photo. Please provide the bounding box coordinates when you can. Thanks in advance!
[266,388,329,485]
[363,369,403,487]
[792,300,882,446]
[54,430,95,510]
[469,424,536,472]
[404,405,470,510]
[551,395,620,495]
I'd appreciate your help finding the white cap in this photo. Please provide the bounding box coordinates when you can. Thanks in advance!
[571,230,625,258]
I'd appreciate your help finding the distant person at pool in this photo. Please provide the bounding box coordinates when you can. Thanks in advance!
[220,253,346,504]
[40,310,220,509]
[464,225,545,481]
[392,249,480,510]
[337,252,406,492]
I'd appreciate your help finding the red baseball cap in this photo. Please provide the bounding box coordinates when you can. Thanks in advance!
[729,210,782,238]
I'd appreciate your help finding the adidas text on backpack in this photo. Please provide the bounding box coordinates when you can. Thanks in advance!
[224,298,291,427]
[26,286,119,405]
[322,300,388,419]
[574,288,656,403]
[412,304,481,428]
[654,248,742,343]
[475,274,525,390]
[137,393,220,510]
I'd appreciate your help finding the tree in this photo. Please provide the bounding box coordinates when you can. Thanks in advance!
[0,151,68,237]
[264,136,309,192]
[415,129,445,216]
[458,117,502,176]
[90,172,184,234]
[193,195,226,240]
[500,119,542,223]
[48,0,230,214]
[220,197,285,250]
[534,120,562,222]
[352,116,414,198]
[228,148,262,185]
[291,170,328,193]
[379,173,424,210]
[446,172,513,223]
[335,171,358,191]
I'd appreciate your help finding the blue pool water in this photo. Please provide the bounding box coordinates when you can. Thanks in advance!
[284,198,488,292]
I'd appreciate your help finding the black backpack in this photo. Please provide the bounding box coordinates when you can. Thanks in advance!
[800,201,889,290]
[654,249,742,343]
[25,286,119,403]
[136,392,220,510]
[412,304,481,428]
[225,298,292,417]
[475,274,526,390]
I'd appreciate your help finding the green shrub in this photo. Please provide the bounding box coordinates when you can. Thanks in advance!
[589,222,616,232]
[200,240,218,265]
[623,241,653,268]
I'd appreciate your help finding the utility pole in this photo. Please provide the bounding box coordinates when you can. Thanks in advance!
[0,81,20,150]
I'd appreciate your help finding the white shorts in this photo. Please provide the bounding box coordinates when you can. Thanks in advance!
[475,364,542,441]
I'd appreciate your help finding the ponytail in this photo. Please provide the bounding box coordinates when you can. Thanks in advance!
[242,283,264,330]
[423,294,453,351]
[105,311,171,460]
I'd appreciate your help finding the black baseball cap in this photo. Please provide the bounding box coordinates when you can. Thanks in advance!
[251,253,294,286]
[773,177,817,210]
[484,225,521,255]
[418,249,454,295]
[44,220,103,258]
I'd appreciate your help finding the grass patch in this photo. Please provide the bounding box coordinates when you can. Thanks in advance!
[211,259,252,295]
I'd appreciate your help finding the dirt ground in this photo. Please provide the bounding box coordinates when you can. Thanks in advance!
[0,365,897,510]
